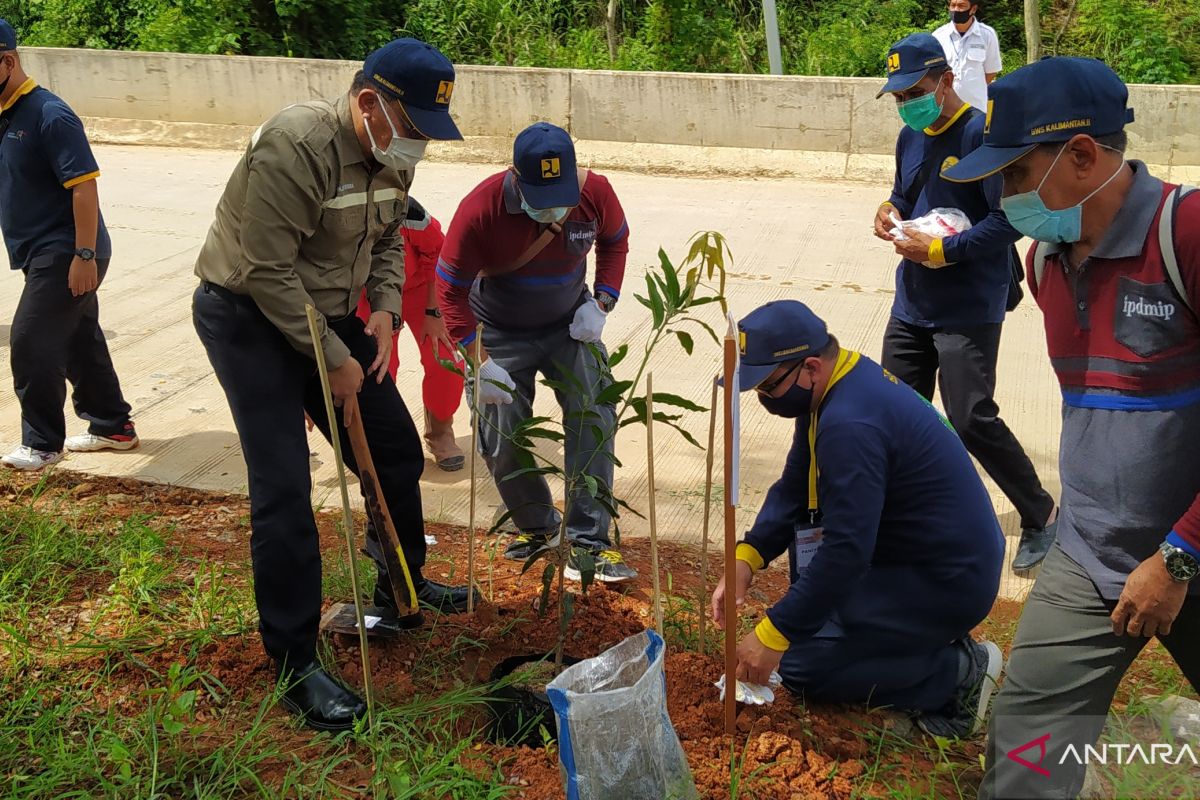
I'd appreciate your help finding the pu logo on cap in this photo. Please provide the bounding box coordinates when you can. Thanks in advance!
[541,158,561,179]
[941,156,959,173]
[887,53,901,73]
[985,99,994,134]
[738,331,747,356]
[435,80,454,105]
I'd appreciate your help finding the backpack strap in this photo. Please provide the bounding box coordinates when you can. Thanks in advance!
[1031,240,1054,293]
[1159,184,1197,316]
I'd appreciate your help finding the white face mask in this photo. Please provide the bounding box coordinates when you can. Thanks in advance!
[365,98,427,172]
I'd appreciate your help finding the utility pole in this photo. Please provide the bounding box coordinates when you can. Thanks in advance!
[763,0,783,74]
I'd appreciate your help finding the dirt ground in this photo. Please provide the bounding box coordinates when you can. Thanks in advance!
[2,469,1194,799]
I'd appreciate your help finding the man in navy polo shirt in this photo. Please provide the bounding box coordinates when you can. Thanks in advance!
[437,122,635,582]
[712,300,1005,738]
[0,19,136,471]
[945,58,1200,797]
[872,32,1057,575]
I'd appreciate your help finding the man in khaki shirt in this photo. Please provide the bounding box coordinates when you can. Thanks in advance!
[193,38,472,732]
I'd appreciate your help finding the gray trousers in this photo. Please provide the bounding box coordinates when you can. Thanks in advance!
[471,325,615,549]
[980,543,1200,799]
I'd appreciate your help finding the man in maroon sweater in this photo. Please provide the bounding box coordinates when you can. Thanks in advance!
[437,123,635,582]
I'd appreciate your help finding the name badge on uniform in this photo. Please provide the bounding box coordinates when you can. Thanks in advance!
[788,515,824,583]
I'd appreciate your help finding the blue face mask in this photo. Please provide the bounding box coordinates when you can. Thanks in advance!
[1000,143,1125,244]
[521,198,570,224]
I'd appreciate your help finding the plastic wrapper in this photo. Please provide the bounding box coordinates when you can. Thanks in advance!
[715,671,783,705]
[889,207,972,240]
[547,630,698,800]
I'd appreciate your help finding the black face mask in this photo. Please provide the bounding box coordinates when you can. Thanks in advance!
[757,380,815,419]
[951,9,973,24]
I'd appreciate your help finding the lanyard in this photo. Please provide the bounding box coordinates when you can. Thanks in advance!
[807,349,861,512]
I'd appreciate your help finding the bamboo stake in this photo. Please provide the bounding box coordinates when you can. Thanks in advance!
[467,323,483,613]
[646,373,663,634]
[722,327,738,736]
[304,304,374,729]
[699,377,719,656]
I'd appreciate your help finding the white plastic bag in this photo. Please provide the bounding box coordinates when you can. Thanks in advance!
[890,207,973,240]
[547,630,698,800]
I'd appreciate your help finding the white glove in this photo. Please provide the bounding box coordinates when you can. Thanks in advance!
[475,358,516,406]
[715,672,783,705]
[569,298,607,343]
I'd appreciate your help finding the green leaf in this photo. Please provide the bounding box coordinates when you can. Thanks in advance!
[652,392,706,412]
[645,273,666,328]
[582,474,599,498]
[501,466,560,482]
[522,545,553,575]
[436,357,467,379]
[681,315,722,344]
[659,247,681,307]
[596,379,633,406]
[488,507,517,536]
[572,548,596,594]
[661,418,703,449]
[675,330,694,355]
[607,344,629,369]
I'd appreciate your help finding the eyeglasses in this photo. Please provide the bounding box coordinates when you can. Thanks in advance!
[755,361,802,396]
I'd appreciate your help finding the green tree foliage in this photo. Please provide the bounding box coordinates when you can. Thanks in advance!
[0,0,1196,83]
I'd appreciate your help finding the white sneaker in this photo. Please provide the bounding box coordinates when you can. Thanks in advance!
[64,429,139,452]
[2,446,65,471]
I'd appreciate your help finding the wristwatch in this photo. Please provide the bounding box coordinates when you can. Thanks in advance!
[425,307,442,318]
[1159,541,1200,583]
[595,291,617,314]
[390,312,402,332]
[74,247,96,262]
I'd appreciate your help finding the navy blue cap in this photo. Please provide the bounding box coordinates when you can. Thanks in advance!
[943,57,1135,182]
[513,122,578,209]
[362,38,462,141]
[877,33,947,98]
[0,18,17,50]
[735,300,830,391]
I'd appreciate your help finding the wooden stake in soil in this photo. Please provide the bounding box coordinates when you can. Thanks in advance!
[722,320,738,736]
[304,304,375,730]
[646,373,663,634]
[699,377,719,656]
[468,323,483,613]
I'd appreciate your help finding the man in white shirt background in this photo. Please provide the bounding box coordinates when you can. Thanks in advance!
[933,0,1002,112]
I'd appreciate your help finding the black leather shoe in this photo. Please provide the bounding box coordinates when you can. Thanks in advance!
[277,661,365,732]
[375,576,479,615]
[1012,518,1058,575]
[416,579,480,614]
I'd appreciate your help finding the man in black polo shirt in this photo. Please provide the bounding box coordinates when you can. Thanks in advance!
[872,32,1057,574]
[0,19,136,470]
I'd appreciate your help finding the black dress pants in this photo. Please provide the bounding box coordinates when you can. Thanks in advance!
[193,282,427,664]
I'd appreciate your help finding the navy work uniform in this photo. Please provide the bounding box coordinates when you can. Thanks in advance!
[735,300,1004,715]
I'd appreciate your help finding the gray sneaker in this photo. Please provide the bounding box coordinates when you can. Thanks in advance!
[918,638,1003,739]
[565,549,637,584]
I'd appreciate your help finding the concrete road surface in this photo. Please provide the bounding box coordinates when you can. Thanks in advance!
[0,145,1064,600]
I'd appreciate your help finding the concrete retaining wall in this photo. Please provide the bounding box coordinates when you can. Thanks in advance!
[17,47,1200,183]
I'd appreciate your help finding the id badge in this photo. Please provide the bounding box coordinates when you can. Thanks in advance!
[788,513,824,583]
